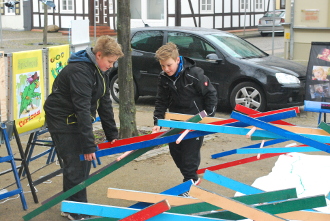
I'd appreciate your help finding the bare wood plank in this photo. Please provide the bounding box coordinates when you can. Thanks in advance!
[107,188,202,206]
[189,185,286,221]
[278,210,330,221]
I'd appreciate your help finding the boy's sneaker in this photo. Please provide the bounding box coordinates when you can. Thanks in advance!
[193,178,201,186]
[67,213,91,220]
[179,191,190,197]
[61,212,69,217]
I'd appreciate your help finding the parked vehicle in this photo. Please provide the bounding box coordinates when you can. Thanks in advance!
[109,26,306,112]
[258,10,285,37]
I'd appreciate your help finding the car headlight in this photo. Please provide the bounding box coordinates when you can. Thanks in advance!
[275,73,300,84]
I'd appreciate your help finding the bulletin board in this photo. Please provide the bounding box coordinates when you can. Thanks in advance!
[304,42,330,113]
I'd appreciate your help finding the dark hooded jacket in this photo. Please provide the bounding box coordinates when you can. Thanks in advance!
[153,56,217,125]
[44,47,118,154]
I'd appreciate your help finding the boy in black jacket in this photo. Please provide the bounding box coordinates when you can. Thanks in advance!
[152,42,217,185]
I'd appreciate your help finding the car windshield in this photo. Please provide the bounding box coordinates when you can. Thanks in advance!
[264,11,284,17]
[205,33,267,58]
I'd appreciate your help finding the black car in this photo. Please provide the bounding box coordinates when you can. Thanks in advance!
[109,26,306,111]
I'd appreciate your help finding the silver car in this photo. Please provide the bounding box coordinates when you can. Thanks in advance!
[258,10,285,37]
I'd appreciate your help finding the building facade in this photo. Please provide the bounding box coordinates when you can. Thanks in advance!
[1,0,278,31]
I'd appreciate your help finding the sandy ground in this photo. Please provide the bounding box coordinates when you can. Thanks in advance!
[0,97,324,221]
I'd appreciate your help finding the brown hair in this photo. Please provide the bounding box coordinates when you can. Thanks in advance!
[93,35,124,58]
[155,42,179,61]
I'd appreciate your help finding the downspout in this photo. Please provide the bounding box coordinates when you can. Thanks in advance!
[289,0,295,60]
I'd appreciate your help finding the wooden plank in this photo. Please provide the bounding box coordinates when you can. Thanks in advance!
[203,170,263,194]
[189,185,286,221]
[278,210,330,221]
[234,104,298,126]
[129,180,193,209]
[211,138,287,159]
[107,188,202,206]
[168,188,297,215]
[0,51,7,121]
[23,112,207,220]
[203,195,326,220]
[197,153,283,174]
[158,118,330,144]
[231,111,330,153]
[61,201,223,221]
[119,200,171,221]
[318,121,330,134]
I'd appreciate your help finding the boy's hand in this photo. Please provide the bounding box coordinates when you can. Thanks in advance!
[152,126,160,134]
[84,153,96,161]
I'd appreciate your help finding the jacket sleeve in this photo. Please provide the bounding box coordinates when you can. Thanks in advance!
[97,83,118,141]
[153,74,170,125]
[194,67,218,117]
[69,63,97,154]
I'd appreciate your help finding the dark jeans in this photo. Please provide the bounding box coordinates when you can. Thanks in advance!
[51,133,91,203]
[169,136,204,182]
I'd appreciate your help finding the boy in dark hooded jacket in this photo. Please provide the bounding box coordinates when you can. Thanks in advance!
[44,36,123,220]
[152,42,217,186]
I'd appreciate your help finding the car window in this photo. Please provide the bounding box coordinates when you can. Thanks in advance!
[264,11,285,17]
[131,31,164,53]
[205,33,267,59]
[168,32,216,60]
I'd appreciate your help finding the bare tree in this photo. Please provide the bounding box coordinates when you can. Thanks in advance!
[117,0,138,138]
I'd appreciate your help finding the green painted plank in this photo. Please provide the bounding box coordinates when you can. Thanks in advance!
[23,111,206,221]
[203,195,327,220]
[168,188,297,214]
[318,122,330,134]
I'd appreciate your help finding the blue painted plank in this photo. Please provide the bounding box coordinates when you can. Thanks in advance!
[129,180,193,209]
[236,147,320,154]
[61,201,225,221]
[211,139,288,159]
[157,120,284,139]
[203,170,263,195]
[231,112,330,153]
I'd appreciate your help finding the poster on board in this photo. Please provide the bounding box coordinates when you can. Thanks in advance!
[304,42,330,113]
[47,44,70,95]
[12,50,45,134]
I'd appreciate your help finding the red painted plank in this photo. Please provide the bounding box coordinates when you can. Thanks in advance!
[119,200,171,221]
[197,153,284,174]
[98,132,163,150]
[234,104,298,126]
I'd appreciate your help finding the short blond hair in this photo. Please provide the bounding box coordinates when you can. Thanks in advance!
[155,42,179,61]
[93,35,124,58]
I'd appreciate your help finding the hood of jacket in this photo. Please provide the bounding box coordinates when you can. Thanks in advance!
[68,47,99,67]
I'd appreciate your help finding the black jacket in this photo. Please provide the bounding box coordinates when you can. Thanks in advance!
[153,57,217,125]
[44,48,118,154]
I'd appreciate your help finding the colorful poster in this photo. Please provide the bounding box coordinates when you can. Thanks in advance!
[48,44,70,93]
[12,50,45,134]
[304,42,330,113]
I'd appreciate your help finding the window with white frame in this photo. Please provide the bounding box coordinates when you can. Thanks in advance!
[2,1,20,15]
[62,0,73,11]
[201,0,213,13]
[241,0,249,10]
[256,0,263,10]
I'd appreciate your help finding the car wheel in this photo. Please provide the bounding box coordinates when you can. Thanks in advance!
[109,74,139,103]
[230,82,266,112]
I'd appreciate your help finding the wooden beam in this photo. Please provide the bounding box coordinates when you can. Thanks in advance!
[107,188,202,206]
[119,200,170,221]
[189,185,286,221]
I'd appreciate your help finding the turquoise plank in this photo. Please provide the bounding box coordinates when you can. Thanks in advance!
[236,147,320,154]
[61,201,225,221]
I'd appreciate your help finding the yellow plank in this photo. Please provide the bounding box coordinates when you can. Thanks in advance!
[189,185,286,221]
[278,210,330,221]
[165,112,330,136]
[107,188,202,206]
